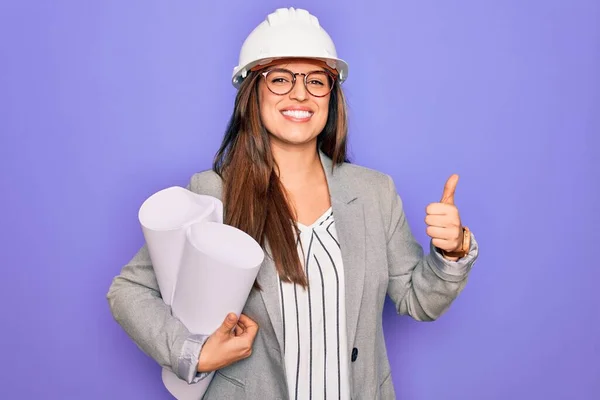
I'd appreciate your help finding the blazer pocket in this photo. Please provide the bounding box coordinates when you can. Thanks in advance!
[216,370,245,388]
[203,370,245,400]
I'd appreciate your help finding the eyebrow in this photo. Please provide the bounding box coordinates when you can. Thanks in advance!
[270,67,328,74]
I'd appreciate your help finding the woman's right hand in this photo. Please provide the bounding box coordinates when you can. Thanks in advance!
[197,312,259,373]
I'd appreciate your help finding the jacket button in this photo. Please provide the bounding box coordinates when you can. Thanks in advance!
[351,347,358,362]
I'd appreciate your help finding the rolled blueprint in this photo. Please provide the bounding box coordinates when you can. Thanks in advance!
[138,185,264,399]
[138,186,223,305]
[173,221,264,334]
[162,221,264,399]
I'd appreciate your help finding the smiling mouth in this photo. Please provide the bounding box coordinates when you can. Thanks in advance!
[281,110,314,120]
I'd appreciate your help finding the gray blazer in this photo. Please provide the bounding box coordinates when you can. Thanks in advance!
[107,151,479,399]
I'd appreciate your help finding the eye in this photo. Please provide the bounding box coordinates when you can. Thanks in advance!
[271,77,290,84]
[306,72,330,87]
[308,79,325,86]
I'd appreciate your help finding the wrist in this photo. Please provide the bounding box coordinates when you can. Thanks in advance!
[441,253,460,262]
[442,226,471,259]
[196,339,213,373]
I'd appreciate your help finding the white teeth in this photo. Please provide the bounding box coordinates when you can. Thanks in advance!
[282,110,312,119]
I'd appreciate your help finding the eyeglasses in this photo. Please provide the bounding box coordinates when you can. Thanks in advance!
[261,68,335,97]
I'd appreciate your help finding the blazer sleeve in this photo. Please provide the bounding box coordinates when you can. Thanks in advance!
[106,180,212,384]
[383,174,479,321]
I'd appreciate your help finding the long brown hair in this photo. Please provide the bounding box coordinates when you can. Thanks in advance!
[212,67,349,288]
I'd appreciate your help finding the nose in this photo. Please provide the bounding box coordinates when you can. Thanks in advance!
[289,76,308,101]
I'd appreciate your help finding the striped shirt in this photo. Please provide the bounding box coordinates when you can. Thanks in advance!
[277,207,350,400]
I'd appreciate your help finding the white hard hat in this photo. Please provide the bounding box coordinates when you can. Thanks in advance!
[231,7,349,88]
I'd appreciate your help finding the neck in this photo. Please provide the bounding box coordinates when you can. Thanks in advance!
[271,140,323,187]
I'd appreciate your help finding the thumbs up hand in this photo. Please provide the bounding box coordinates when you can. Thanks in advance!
[425,174,465,260]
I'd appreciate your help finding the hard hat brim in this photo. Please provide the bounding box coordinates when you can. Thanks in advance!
[232,56,348,89]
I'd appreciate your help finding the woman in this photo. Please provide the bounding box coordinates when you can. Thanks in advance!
[107,7,479,399]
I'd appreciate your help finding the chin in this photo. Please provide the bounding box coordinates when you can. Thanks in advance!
[270,131,319,147]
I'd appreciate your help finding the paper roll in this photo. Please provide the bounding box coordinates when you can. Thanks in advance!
[138,186,223,305]
[161,369,214,400]
[162,221,264,400]
[139,185,264,399]
[173,221,264,332]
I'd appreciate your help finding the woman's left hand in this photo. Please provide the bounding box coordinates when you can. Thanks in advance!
[424,174,464,260]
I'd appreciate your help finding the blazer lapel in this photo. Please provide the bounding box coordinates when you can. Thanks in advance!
[320,151,367,351]
[256,249,285,353]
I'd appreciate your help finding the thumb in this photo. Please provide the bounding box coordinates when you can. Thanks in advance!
[218,313,238,335]
[441,174,459,205]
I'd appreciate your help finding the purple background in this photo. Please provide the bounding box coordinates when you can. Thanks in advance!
[1,1,598,399]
